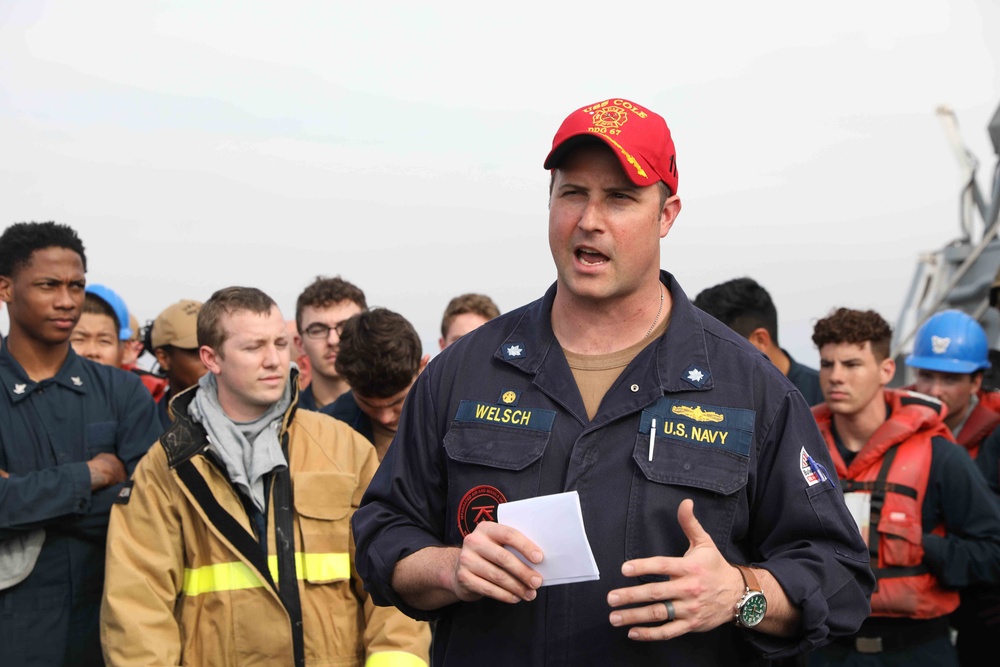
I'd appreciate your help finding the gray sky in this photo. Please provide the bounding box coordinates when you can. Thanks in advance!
[2,0,999,364]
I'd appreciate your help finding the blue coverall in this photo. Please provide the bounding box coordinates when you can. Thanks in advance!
[353,272,876,666]
[0,342,161,666]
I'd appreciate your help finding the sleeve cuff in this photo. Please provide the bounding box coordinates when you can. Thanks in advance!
[366,528,454,623]
[72,462,93,514]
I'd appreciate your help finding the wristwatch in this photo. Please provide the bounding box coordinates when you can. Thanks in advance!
[734,564,768,628]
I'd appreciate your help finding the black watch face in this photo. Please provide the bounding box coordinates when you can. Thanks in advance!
[740,593,767,627]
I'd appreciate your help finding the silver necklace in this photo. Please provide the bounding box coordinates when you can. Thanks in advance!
[644,284,665,338]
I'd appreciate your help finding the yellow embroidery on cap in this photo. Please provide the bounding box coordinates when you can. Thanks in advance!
[604,138,648,179]
[592,107,628,130]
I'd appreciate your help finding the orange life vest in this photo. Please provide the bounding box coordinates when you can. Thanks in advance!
[812,389,960,619]
[955,390,1000,458]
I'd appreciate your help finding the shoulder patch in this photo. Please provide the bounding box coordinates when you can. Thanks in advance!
[800,447,835,488]
[114,481,135,505]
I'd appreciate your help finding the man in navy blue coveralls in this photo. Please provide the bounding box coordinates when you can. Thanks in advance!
[352,99,875,665]
[0,222,161,666]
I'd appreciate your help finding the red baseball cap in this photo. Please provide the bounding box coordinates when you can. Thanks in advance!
[543,98,679,195]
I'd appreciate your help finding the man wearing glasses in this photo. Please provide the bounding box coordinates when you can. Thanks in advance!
[293,275,367,411]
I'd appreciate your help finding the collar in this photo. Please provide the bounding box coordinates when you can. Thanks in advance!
[0,339,89,404]
[496,270,714,394]
[951,392,979,438]
[162,368,301,469]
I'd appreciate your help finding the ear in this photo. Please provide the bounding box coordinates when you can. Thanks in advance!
[438,337,446,351]
[0,275,12,304]
[659,195,682,239]
[880,357,896,386]
[418,354,430,374]
[200,345,223,375]
[154,348,171,372]
[746,327,772,353]
[972,373,983,394]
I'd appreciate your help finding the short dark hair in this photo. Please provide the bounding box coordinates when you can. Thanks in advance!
[198,286,277,355]
[812,308,893,361]
[335,308,422,398]
[0,221,87,277]
[440,293,500,338]
[295,275,367,332]
[693,277,778,342]
[82,292,121,333]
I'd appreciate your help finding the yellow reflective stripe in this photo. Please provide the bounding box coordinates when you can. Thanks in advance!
[184,552,350,595]
[183,562,267,596]
[366,651,428,667]
[301,552,350,581]
[266,553,351,582]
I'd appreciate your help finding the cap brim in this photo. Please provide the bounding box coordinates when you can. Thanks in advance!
[152,334,199,350]
[172,334,199,349]
[905,355,989,373]
[544,133,657,187]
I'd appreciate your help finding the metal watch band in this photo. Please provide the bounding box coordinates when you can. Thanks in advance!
[735,564,762,593]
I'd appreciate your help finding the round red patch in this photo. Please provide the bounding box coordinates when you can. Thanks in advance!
[458,485,507,537]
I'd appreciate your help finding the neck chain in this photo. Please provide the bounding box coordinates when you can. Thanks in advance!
[644,284,665,338]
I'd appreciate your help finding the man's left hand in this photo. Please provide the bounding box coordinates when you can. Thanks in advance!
[606,498,743,640]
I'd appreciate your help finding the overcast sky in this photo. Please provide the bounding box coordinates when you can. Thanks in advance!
[2,0,999,365]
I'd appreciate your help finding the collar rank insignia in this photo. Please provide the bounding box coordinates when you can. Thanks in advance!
[71,376,83,386]
[682,364,710,388]
[13,383,26,395]
[502,342,526,360]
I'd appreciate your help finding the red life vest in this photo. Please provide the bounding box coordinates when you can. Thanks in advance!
[955,390,1000,458]
[812,389,960,619]
[122,363,169,402]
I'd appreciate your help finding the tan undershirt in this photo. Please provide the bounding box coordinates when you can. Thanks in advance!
[372,422,396,461]
[563,315,669,420]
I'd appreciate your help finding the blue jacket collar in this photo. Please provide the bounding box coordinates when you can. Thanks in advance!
[496,270,714,395]
[0,339,89,403]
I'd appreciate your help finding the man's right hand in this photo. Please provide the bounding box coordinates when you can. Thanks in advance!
[87,453,127,491]
[451,521,544,604]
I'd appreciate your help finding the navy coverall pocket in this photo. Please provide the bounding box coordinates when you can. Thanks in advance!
[626,433,749,572]
[84,421,118,457]
[443,422,549,542]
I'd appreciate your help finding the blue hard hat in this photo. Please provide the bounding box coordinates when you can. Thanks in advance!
[84,284,133,341]
[905,309,991,374]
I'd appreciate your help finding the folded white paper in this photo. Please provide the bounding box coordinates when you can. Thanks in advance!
[496,490,600,587]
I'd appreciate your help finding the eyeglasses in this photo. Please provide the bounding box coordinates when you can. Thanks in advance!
[302,322,341,340]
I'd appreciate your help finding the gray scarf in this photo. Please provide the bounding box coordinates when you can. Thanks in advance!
[189,372,292,512]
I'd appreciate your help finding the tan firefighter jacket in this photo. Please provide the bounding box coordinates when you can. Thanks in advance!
[101,382,430,666]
